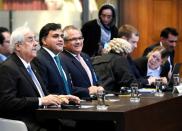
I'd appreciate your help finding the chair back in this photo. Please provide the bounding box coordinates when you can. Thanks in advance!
[0,118,28,131]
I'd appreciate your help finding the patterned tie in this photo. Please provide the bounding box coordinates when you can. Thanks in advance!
[27,66,45,97]
[54,55,71,94]
[77,54,93,85]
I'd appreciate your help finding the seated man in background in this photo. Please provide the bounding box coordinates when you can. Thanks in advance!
[143,27,178,78]
[0,27,11,62]
[118,24,157,87]
[61,25,104,99]
[0,25,80,131]
[135,46,170,86]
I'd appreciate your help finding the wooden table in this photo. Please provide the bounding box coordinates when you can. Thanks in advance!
[36,93,182,131]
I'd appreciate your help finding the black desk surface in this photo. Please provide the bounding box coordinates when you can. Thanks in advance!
[36,93,182,131]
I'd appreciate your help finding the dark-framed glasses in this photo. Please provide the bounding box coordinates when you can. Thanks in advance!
[65,36,84,42]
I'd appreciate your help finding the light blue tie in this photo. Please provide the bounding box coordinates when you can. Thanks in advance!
[27,66,45,97]
[54,55,71,94]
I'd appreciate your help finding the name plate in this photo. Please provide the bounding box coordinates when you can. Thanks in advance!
[173,84,182,94]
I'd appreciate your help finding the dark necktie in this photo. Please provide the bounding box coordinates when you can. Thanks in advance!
[27,66,45,97]
[54,55,71,94]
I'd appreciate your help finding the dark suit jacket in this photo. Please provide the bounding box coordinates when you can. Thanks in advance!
[92,52,136,91]
[0,53,48,130]
[61,50,98,98]
[126,55,149,86]
[81,19,118,57]
[134,56,170,78]
[32,47,72,95]
[143,42,174,69]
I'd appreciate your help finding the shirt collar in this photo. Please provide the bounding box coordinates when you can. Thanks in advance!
[43,47,58,58]
[17,56,30,68]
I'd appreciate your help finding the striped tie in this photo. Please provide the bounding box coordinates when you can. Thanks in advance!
[27,66,45,97]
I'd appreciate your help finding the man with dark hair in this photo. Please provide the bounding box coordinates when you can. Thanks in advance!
[0,27,11,62]
[32,23,73,95]
[81,3,118,57]
[33,22,99,101]
[143,27,179,77]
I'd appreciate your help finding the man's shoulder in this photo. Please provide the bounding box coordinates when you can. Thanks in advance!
[0,55,19,73]
[61,50,74,59]
[147,42,160,49]
[36,48,52,60]
[83,19,97,25]
[82,19,99,29]
[92,53,115,65]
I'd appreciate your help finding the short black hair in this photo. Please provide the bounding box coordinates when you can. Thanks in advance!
[160,27,178,38]
[39,23,61,46]
[0,27,9,45]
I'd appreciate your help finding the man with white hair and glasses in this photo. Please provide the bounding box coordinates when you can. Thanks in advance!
[0,25,80,131]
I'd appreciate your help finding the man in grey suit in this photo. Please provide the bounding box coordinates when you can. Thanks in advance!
[0,25,80,131]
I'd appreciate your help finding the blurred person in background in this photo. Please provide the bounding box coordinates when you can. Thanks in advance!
[81,3,118,57]
[0,27,11,62]
[118,24,157,87]
[135,46,170,86]
[143,27,179,78]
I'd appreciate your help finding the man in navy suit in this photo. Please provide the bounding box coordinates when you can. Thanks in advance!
[61,25,103,99]
[0,25,80,131]
[32,23,74,95]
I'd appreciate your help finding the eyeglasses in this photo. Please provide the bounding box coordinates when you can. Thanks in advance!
[25,36,38,43]
[168,40,177,43]
[65,36,84,42]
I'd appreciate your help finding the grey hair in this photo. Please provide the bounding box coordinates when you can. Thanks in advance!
[10,25,31,52]
[63,25,82,40]
[105,38,132,54]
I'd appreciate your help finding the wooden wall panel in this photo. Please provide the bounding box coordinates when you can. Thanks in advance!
[176,1,182,64]
[149,0,177,41]
[119,0,182,65]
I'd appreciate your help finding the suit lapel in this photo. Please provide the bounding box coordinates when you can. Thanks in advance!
[40,48,72,93]
[31,64,48,95]
[12,54,44,96]
[64,51,88,75]
[80,53,97,83]
[63,50,91,82]
[40,48,60,76]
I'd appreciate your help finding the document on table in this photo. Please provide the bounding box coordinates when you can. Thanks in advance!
[138,88,156,93]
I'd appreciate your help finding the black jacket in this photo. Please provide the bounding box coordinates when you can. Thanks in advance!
[81,19,118,57]
[134,56,170,78]
[92,53,136,91]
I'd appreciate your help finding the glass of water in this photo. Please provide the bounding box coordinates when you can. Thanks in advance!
[154,78,164,97]
[96,89,108,110]
[130,82,140,102]
[173,74,180,86]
